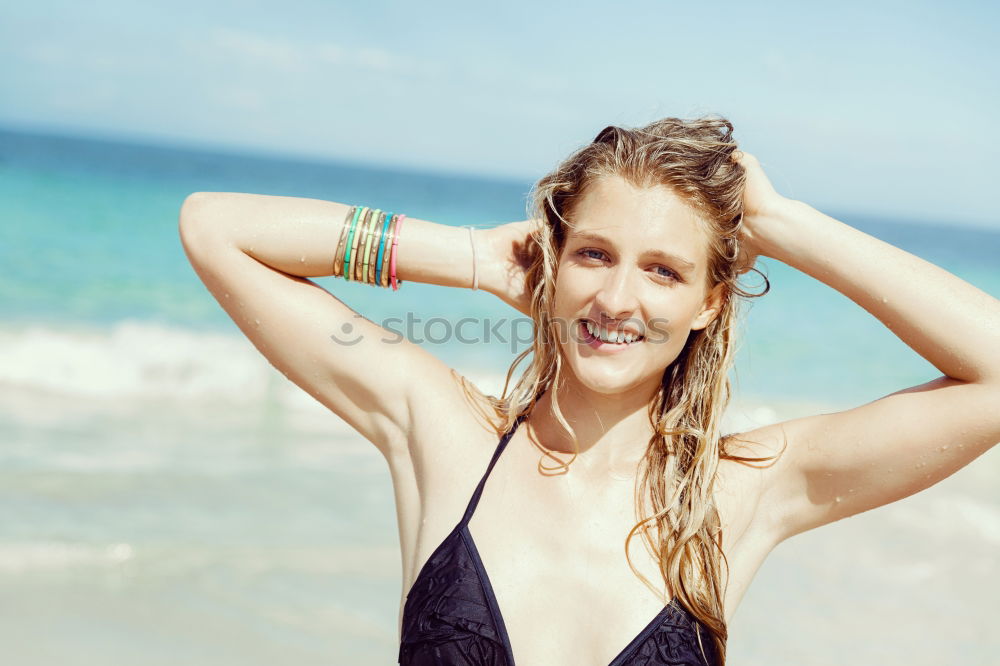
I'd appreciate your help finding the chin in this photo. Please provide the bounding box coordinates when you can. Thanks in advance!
[568,368,645,397]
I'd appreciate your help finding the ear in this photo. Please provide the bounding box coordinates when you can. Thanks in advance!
[691,281,726,331]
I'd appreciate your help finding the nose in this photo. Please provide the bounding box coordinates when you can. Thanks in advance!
[593,265,640,322]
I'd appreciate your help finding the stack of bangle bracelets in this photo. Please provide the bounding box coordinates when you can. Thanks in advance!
[334,206,406,290]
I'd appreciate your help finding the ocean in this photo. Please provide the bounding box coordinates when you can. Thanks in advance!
[1,127,997,665]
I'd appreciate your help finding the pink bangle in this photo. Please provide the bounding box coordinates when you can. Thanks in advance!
[390,214,406,291]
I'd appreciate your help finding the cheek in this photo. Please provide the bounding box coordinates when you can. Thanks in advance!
[552,272,587,311]
[646,299,701,345]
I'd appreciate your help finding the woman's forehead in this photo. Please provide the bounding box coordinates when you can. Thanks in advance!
[574,175,704,223]
[568,176,710,257]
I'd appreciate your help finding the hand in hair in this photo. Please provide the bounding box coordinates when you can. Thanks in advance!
[732,150,792,274]
[482,218,541,316]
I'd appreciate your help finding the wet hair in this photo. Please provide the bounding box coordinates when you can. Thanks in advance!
[459,115,783,664]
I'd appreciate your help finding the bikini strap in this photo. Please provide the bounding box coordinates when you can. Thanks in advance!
[457,410,529,527]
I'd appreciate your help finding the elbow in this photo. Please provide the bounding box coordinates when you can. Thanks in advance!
[178,192,220,250]
[179,192,211,228]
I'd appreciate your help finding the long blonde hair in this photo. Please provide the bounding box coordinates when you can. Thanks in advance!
[459,115,781,664]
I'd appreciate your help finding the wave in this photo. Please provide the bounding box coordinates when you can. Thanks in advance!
[0,320,278,400]
[0,319,517,399]
[0,319,853,438]
[0,541,134,574]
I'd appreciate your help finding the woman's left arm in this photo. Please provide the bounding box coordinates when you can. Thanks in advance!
[732,152,1000,546]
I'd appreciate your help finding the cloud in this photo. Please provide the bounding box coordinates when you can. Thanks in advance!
[210,28,309,74]
[206,27,442,79]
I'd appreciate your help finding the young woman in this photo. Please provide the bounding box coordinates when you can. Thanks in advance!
[178,117,1000,666]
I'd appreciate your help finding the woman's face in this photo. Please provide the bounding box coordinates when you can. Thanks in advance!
[552,174,725,399]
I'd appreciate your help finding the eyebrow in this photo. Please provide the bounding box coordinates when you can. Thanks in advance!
[567,231,697,271]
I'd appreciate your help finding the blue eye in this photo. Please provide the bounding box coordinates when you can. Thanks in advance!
[577,249,681,283]
[654,266,680,281]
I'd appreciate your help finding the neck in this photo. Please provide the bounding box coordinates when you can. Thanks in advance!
[527,372,660,479]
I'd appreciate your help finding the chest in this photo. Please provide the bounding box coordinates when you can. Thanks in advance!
[462,437,760,664]
[468,484,679,664]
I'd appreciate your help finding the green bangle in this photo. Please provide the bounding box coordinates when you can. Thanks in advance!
[348,207,370,281]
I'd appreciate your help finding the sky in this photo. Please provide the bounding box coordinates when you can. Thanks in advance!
[1,0,998,229]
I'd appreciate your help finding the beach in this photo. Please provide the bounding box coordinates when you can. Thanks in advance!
[1,128,998,665]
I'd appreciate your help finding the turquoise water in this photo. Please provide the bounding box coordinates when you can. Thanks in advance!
[1,127,998,665]
[3,128,998,405]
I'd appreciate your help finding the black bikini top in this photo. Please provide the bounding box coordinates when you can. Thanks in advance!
[398,410,720,665]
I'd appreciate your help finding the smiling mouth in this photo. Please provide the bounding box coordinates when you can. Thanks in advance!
[579,320,645,346]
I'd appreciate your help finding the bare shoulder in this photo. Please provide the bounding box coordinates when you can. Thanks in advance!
[388,355,506,514]
[393,366,507,584]
[405,368,506,486]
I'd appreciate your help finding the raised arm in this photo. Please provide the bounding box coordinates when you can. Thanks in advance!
[178,192,499,461]
[727,153,1000,546]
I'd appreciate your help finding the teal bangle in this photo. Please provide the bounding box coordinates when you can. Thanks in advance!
[343,206,364,282]
[375,212,393,286]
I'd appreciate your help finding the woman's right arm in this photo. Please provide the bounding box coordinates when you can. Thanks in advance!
[178,192,527,461]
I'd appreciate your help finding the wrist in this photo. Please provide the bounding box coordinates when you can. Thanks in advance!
[477,227,503,296]
[478,223,534,315]
[753,197,807,259]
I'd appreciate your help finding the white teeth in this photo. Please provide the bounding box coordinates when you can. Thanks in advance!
[584,321,642,345]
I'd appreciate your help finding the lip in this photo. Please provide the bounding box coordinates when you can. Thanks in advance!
[579,320,644,352]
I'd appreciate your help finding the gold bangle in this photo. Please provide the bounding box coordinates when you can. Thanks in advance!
[344,206,371,280]
[348,207,369,281]
[363,211,377,285]
[358,208,382,283]
[333,206,354,277]
[361,209,380,285]
[361,208,380,283]
[381,214,399,288]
